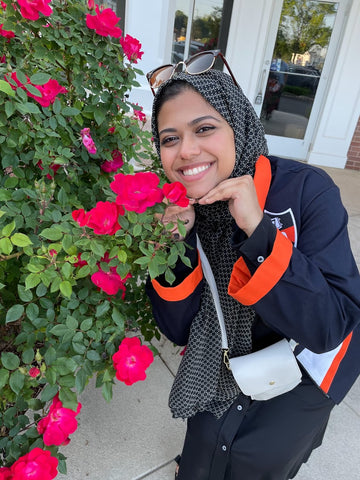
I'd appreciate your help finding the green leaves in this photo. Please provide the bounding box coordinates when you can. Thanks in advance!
[6,304,24,324]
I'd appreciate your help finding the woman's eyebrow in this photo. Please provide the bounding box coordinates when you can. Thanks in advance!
[189,115,221,126]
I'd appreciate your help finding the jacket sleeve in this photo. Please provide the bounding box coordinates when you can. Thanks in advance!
[145,228,203,345]
[229,173,360,354]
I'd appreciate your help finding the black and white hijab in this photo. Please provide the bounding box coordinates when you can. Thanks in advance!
[152,69,269,419]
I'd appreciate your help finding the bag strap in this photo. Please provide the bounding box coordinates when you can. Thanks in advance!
[196,235,297,366]
[197,235,231,368]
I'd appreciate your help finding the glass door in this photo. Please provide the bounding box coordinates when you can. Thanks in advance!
[171,0,233,63]
[253,0,348,160]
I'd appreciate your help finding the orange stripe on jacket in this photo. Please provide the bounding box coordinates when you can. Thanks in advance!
[151,254,203,302]
[228,230,293,305]
[254,155,272,210]
[320,332,353,393]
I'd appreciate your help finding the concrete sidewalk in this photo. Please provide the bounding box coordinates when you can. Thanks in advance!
[58,165,360,480]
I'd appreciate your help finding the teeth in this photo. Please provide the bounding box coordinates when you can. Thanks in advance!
[182,164,210,176]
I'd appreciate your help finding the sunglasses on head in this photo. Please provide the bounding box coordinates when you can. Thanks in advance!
[146,49,239,95]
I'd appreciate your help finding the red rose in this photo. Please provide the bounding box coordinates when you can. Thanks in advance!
[29,367,41,378]
[91,260,131,296]
[100,150,124,173]
[110,172,164,213]
[74,253,87,268]
[16,0,53,21]
[86,5,122,38]
[28,79,67,107]
[112,337,154,385]
[86,201,124,235]
[162,182,189,207]
[0,467,12,480]
[10,448,58,480]
[72,208,89,227]
[0,24,15,40]
[120,34,144,63]
[133,103,146,122]
[37,394,82,446]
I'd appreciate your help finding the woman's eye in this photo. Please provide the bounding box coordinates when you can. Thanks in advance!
[197,125,215,134]
[160,136,178,146]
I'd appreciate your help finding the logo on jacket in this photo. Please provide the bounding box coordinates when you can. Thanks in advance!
[264,208,298,247]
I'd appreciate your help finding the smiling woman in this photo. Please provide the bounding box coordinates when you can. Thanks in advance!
[145,65,360,480]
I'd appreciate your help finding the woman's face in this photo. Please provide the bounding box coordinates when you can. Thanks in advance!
[157,88,236,200]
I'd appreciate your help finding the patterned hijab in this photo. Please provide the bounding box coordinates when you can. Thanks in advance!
[152,69,268,418]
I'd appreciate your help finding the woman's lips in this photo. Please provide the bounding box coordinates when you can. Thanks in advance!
[180,163,212,177]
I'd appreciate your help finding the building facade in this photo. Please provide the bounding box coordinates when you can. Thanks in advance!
[119,0,360,170]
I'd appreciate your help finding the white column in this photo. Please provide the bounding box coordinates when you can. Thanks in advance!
[308,0,360,168]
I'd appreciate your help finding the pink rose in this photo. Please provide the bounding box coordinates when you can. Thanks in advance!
[133,103,146,122]
[1,2,7,10]
[162,182,189,207]
[37,394,82,446]
[110,172,164,213]
[108,126,115,134]
[28,79,67,107]
[120,34,144,63]
[86,201,124,235]
[16,0,53,21]
[112,337,153,386]
[0,24,15,40]
[29,367,41,377]
[87,0,95,9]
[100,150,124,173]
[86,5,122,38]
[10,448,58,480]
[80,128,97,154]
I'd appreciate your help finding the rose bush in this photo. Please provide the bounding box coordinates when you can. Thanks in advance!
[0,0,190,476]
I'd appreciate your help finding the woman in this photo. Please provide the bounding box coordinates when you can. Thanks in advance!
[145,53,360,480]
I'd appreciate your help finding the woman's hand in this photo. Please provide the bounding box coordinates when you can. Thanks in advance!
[158,204,195,240]
[197,176,263,237]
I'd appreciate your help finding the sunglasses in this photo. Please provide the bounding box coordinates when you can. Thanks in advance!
[146,49,239,95]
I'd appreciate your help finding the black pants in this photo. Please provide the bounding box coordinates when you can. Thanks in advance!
[177,377,334,480]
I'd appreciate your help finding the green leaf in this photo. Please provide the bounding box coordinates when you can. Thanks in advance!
[18,285,33,302]
[0,369,10,389]
[1,352,20,370]
[9,370,25,395]
[2,220,16,237]
[6,304,24,324]
[94,109,106,125]
[0,80,15,97]
[87,350,101,362]
[11,233,33,247]
[40,227,63,241]
[50,324,69,336]
[102,382,113,402]
[75,265,91,278]
[62,107,81,116]
[96,301,110,318]
[80,318,93,331]
[29,73,51,85]
[44,346,57,365]
[25,273,41,290]
[22,348,34,364]
[26,303,39,322]
[0,237,13,255]
[75,368,88,394]
[66,316,78,331]
[41,384,58,402]
[59,388,79,411]
[18,102,41,115]
[60,280,72,298]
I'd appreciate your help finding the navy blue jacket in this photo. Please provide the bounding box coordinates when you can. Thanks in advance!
[146,156,360,403]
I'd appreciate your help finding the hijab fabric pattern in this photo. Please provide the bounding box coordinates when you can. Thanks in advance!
[152,70,269,419]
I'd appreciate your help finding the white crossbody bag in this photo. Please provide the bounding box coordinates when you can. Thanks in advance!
[197,236,302,401]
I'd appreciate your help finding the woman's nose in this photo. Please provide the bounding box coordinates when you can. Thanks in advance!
[179,135,200,160]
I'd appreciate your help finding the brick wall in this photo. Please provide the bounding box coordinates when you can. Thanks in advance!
[346,117,360,170]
